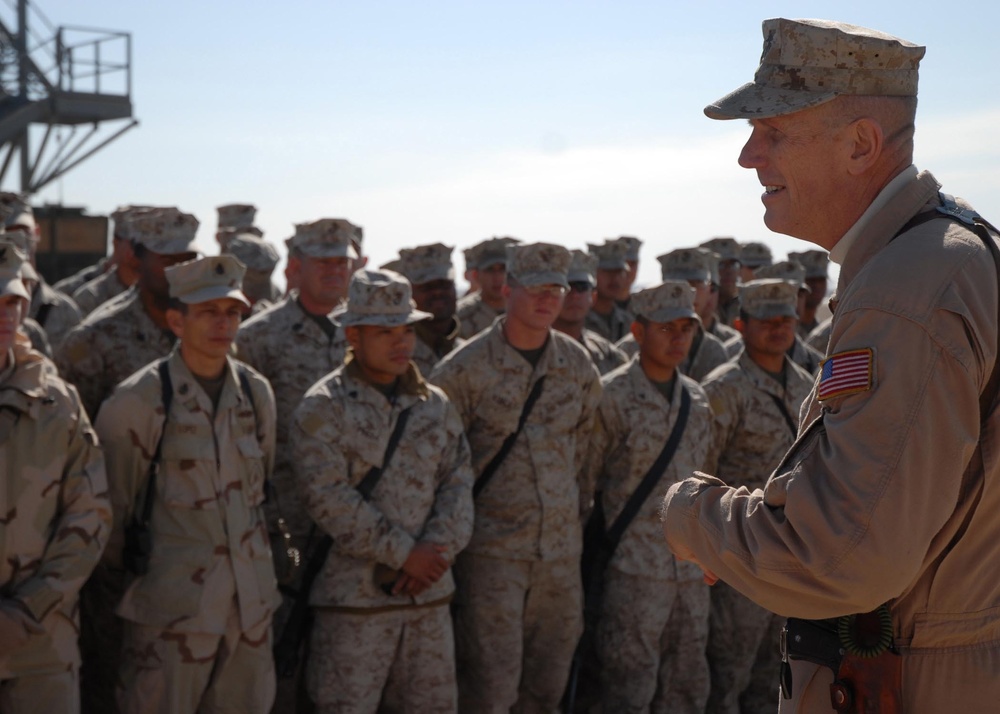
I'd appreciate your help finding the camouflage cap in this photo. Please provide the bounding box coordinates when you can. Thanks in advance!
[166,254,250,308]
[507,242,571,289]
[631,281,700,324]
[0,192,34,233]
[788,249,829,279]
[289,218,359,259]
[216,203,257,230]
[740,241,773,269]
[131,207,200,255]
[567,249,598,285]
[706,18,925,121]
[658,248,712,283]
[398,243,455,285]
[0,240,30,301]
[340,269,433,328]
[698,247,721,285]
[2,229,38,282]
[467,236,519,271]
[227,233,280,272]
[587,240,629,271]
[754,260,807,290]
[740,278,800,320]
[699,237,741,263]
[615,235,642,262]
[380,257,404,273]
[111,205,158,242]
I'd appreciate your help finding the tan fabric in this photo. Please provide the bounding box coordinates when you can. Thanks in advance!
[72,269,129,316]
[456,292,500,339]
[806,317,833,355]
[579,328,628,375]
[308,605,456,713]
[0,339,110,681]
[236,296,347,539]
[29,280,82,350]
[585,303,632,343]
[617,327,730,383]
[53,258,108,296]
[0,668,79,713]
[56,287,176,419]
[412,317,463,378]
[663,170,1000,711]
[96,349,279,633]
[430,321,602,561]
[292,361,473,609]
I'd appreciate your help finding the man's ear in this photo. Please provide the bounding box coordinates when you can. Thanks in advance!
[165,308,185,340]
[846,117,885,176]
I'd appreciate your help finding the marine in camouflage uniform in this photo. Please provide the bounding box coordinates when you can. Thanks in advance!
[71,205,150,316]
[52,257,110,297]
[701,237,742,327]
[553,250,627,375]
[699,280,813,714]
[397,243,464,376]
[292,269,474,713]
[225,232,282,313]
[699,248,743,346]
[585,281,715,714]
[54,208,198,714]
[806,315,832,354]
[0,243,111,714]
[617,322,730,382]
[584,241,633,343]
[787,249,829,339]
[457,237,518,339]
[431,243,602,713]
[96,255,279,714]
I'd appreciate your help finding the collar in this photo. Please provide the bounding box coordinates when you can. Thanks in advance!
[830,165,919,266]
[343,351,430,401]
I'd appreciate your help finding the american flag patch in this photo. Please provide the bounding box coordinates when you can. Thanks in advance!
[818,348,873,401]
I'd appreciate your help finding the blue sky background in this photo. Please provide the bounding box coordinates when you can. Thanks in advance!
[6,1,999,289]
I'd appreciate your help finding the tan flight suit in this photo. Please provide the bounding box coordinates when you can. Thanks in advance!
[431,322,602,713]
[586,358,714,713]
[664,171,1000,713]
[96,350,280,714]
[0,336,111,713]
[72,270,130,316]
[700,352,813,714]
[292,359,474,713]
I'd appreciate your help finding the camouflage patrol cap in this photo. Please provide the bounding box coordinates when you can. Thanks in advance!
[706,18,925,120]
[289,218,359,259]
[698,248,721,285]
[227,233,280,272]
[699,237,741,263]
[131,208,200,255]
[2,229,38,282]
[740,242,773,269]
[380,257,404,273]
[788,249,829,279]
[0,192,34,233]
[468,236,519,271]
[341,269,433,328]
[631,281,700,324]
[111,205,157,242]
[165,254,250,307]
[615,235,643,262]
[740,278,800,320]
[398,243,455,285]
[567,249,598,285]
[658,248,712,283]
[507,242,571,289]
[587,240,629,271]
[754,260,807,290]
[0,240,30,301]
[216,203,257,230]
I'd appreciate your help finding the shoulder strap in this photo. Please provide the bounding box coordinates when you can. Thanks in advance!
[236,364,256,421]
[356,404,415,501]
[605,385,692,548]
[473,375,547,499]
[768,393,798,438]
[134,358,173,527]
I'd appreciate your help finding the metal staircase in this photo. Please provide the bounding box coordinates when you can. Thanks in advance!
[0,0,136,194]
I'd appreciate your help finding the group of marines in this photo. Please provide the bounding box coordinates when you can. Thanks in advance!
[0,194,833,714]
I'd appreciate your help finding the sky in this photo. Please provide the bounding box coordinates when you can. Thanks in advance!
[4,0,999,291]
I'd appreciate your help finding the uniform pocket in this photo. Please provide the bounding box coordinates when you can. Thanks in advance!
[236,435,267,506]
[160,439,219,510]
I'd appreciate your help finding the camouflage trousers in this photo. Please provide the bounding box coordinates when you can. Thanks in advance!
[452,553,582,714]
[117,606,274,714]
[597,569,710,714]
[706,581,782,714]
[306,603,456,714]
[0,668,79,713]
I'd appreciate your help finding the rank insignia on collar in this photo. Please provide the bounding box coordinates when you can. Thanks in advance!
[818,348,873,401]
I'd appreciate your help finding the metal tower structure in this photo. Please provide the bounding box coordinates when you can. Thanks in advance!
[0,0,136,195]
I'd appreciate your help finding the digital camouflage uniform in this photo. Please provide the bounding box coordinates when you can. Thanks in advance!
[413,317,463,377]
[292,350,473,713]
[56,287,177,419]
[584,300,632,343]
[432,305,602,712]
[700,347,813,714]
[72,270,130,316]
[20,317,51,358]
[52,257,109,297]
[579,328,628,375]
[29,280,82,349]
[456,292,500,339]
[97,345,280,714]
[0,335,111,713]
